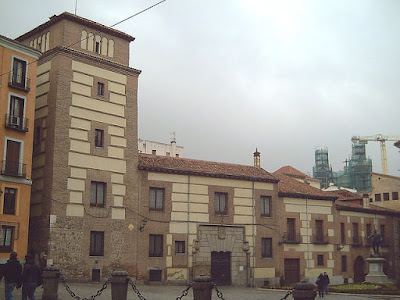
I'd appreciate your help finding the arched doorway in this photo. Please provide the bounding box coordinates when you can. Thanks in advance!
[353,256,366,283]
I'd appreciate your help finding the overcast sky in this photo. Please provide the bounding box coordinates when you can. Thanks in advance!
[1,0,399,176]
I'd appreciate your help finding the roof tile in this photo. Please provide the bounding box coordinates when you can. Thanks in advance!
[138,154,278,182]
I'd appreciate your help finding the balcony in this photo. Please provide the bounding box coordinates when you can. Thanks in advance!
[8,72,31,92]
[312,234,329,244]
[5,114,29,132]
[351,236,363,247]
[282,232,301,244]
[1,160,27,177]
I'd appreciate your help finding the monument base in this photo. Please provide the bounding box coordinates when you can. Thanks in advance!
[365,257,391,284]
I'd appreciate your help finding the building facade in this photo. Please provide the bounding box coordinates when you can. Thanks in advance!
[138,138,184,157]
[16,12,141,279]
[136,154,400,286]
[369,172,400,211]
[10,12,400,286]
[0,35,41,262]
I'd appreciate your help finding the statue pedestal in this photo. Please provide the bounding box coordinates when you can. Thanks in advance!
[365,257,390,284]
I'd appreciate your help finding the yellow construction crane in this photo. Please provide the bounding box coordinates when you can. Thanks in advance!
[351,134,400,174]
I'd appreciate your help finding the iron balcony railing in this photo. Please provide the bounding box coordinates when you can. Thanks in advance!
[351,235,363,246]
[1,160,27,177]
[283,232,301,244]
[5,114,29,132]
[312,233,329,244]
[8,72,31,92]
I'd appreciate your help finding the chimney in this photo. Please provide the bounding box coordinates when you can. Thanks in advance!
[253,148,261,168]
[171,140,177,157]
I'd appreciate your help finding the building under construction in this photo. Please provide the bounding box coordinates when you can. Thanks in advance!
[313,143,372,191]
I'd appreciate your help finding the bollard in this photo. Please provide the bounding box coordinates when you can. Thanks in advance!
[111,270,129,300]
[292,279,316,300]
[42,266,60,300]
[192,275,214,300]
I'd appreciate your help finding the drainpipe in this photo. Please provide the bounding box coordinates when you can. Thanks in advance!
[252,180,255,287]
[306,198,310,271]
[186,175,191,285]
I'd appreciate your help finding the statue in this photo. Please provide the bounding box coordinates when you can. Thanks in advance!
[367,229,382,256]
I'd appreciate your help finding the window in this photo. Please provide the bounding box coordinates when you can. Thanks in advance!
[366,224,372,243]
[149,269,162,281]
[11,58,27,88]
[95,41,101,54]
[149,188,164,211]
[260,196,271,217]
[95,129,104,148]
[341,255,347,272]
[7,95,25,130]
[166,152,170,157]
[340,223,346,244]
[261,238,272,258]
[375,194,381,202]
[176,154,179,157]
[214,192,227,215]
[315,220,324,242]
[380,225,385,245]
[352,223,359,244]
[175,241,185,254]
[90,231,104,256]
[97,82,104,96]
[3,188,16,215]
[3,139,23,177]
[90,181,105,207]
[0,226,14,252]
[152,150,156,155]
[149,234,163,257]
[383,193,389,201]
[393,192,399,200]
[287,218,296,241]
[317,255,324,266]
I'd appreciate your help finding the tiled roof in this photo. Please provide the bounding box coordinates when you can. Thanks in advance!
[16,12,134,42]
[41,46,141,75]
[336,201,400,216]
[274,165,317,181]
[275,174,337,200]
[328,190,363,201]
[138,154,278,183]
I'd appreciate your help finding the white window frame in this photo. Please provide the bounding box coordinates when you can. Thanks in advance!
[10,55,29,88]
[7,92,26,128]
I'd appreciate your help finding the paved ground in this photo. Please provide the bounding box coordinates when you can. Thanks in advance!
[1,282,400,300]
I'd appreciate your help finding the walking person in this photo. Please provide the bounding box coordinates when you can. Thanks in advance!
[316,273,325,297]
[21,254,43,300]
[0,252,22,300]
[324,272,330,295]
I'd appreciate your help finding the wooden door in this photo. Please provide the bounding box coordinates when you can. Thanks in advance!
[353,256,365,283]
[5,140,20,175]
[284,258,300,285]
[211,251,231,286]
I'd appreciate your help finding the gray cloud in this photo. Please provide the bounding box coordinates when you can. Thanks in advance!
[1,0,399,176]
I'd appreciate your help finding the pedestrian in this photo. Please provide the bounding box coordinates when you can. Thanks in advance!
[21,254,43,300]
[316,273,325,297]
[0,251,22,300]
[324,271,330,295]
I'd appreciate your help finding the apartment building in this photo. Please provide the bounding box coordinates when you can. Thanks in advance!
[369,172,400,211]
[0,34,41,261]
[16,12,141,279]
[138,138,184,157]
